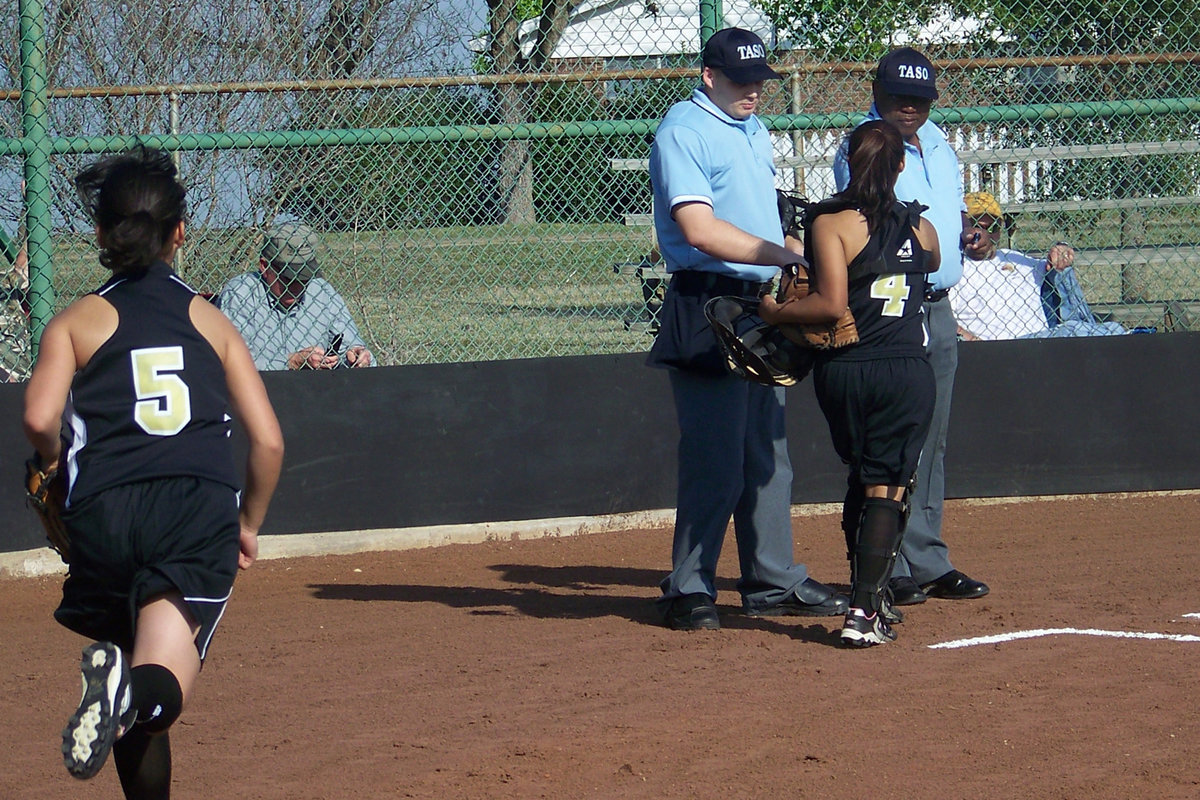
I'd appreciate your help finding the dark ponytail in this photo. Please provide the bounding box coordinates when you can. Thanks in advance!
[841,120,905,233]
[74,146,187,275]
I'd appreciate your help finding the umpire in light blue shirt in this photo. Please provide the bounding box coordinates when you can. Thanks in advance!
[646,27,848,631]
[833,47,991,606]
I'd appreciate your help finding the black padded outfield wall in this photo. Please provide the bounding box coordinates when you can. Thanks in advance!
[943,331,1200,495]
[3,332,1199,553]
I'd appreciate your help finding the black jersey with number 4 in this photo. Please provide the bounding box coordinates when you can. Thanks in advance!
[807,199,935,361]
[63,260,239,505]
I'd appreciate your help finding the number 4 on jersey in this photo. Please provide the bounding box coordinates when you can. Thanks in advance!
[870,275,911,317]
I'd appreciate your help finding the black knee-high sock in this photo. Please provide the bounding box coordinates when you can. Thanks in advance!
[851,497,905,613]
[842,477,865,575]
[112,664,182,799]
[128,664,182,734]
[113,727,171,800]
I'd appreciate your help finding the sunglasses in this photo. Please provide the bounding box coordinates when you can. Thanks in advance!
[968,216,1004,234]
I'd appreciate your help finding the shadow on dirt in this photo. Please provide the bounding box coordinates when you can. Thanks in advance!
[310,562,846,644]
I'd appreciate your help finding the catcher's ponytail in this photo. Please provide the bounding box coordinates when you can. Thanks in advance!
[842,120,905,234]
[75,146,187,276]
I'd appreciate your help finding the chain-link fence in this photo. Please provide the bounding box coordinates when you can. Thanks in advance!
[2,0,1197,376]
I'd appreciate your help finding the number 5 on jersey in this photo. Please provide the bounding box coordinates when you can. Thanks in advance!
[131,346,193,436]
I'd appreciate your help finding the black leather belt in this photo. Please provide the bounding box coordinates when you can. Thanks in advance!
[925,288,950,302]
[671,270,771,299]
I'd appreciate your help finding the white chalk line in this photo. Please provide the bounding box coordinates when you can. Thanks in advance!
[929,627,1200,650]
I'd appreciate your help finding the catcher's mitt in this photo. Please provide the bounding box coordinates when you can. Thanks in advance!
[774,263,860,349]
[26,456,69,563]
[704,296,815,386]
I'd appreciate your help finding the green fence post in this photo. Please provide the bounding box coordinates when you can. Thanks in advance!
[18,0,54,352]
[700,0,722,47]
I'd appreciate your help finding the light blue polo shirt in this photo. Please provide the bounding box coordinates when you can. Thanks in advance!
[650,88,782,283]
[833,105,966,290]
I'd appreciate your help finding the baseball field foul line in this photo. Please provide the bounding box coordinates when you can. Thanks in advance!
[928,628,1200,649]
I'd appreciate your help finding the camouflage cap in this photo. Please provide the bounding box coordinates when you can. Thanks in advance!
[261,222,320,282]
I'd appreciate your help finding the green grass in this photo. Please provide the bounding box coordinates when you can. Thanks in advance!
[31,210,1200,365]
[39,224,665,365]
[994,206,1200,307]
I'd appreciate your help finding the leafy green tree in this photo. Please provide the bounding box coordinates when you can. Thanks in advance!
[753,0,947,60]
[950,0,1200,55]
[944,0,1200,203]
[755,0,1200,205]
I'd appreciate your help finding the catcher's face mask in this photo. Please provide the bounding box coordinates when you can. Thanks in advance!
[704,296,815,386]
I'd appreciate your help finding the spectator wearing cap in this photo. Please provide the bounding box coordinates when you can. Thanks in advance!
[953,191,1128,340]
[646,27,848,631]
[833,47,991,607]
[216,222,373,370]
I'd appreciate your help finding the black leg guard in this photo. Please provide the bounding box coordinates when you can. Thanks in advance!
[112,665,181,800]
[841,477,866,577]
[898,474,916,541]
[850,497,905,613]
[113,727,171,800]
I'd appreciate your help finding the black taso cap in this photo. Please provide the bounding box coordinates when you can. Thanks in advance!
[875,47,939,100]
[702,28,782,83]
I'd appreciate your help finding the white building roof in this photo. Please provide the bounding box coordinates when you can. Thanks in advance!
[471,0,775,60]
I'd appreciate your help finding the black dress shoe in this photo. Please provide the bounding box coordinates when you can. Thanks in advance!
[663,593,720,630]
[888,576,927,606]
[921,570,990,600]
[744,578,849,617]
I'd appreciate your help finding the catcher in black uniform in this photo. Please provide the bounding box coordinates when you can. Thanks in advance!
[22,148,284,796]
[759,120,941,646]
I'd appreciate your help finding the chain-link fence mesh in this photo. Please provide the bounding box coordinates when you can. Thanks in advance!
[2,0,1198,375]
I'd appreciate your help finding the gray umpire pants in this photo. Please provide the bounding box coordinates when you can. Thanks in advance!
[657,368,809,611]
[892,296,958,584]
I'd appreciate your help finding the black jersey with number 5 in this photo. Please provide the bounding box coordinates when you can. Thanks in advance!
[63,260,239,505]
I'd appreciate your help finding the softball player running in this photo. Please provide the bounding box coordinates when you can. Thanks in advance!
[23,147,283,797]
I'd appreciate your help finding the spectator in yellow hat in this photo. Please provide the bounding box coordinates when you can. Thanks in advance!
[953,191,1127,340]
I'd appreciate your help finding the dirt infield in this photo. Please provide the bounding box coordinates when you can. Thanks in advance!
[3,492,1199,800]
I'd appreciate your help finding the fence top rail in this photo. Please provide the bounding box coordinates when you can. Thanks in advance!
[3,52,1199,101]
[622,196,1200,225]
[2,97,1194,155]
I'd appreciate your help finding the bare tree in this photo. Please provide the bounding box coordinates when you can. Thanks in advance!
[8,0,467,232]
[485,0,581,224]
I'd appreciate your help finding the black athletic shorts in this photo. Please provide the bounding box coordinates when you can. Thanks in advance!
[814,356,935,487]
[55,477,241,661]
